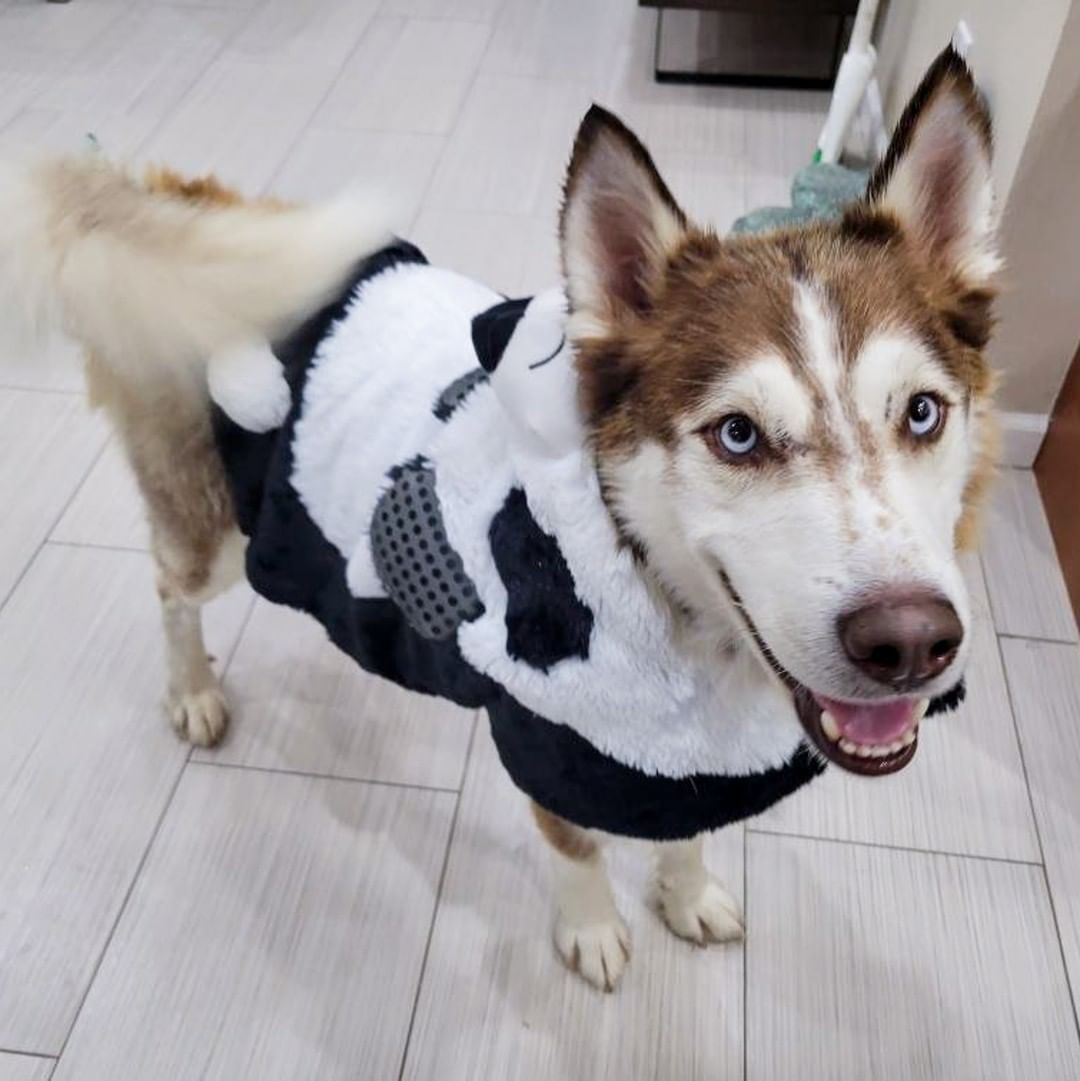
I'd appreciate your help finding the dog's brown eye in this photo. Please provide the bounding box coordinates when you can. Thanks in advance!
[713,414,759,458]
[907,393,943,438]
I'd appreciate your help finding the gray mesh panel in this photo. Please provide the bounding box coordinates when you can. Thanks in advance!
[370,460,484,640]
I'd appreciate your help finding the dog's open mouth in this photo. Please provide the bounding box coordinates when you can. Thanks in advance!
[791,687,923,776]
[715,565,940,777]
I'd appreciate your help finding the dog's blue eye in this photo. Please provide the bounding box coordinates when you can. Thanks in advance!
[718,414,758,456]
[907,393,942,438]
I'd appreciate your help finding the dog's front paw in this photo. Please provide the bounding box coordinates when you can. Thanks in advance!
[167,685,229,747]
[657,875,744,945]
[554,913,631,992]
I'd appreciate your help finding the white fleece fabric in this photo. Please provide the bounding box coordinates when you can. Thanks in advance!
[214,262,806,780]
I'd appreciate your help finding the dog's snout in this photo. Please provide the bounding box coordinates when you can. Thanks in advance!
[839,592,963,689]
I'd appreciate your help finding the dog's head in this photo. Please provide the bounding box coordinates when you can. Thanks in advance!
[561,48,998,776]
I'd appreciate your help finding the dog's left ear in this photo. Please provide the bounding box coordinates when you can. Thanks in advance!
[560,105,688,327]
[866,46,998,287]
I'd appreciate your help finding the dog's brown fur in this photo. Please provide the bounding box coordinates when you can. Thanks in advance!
[531,801,598,862]
[565,57,999,555]
[83,167,252,601]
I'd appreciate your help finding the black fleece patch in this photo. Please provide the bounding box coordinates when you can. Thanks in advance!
[488,696,825,840]
[472,297,530,372]
[433,367,488,421]
[489,488,593,672]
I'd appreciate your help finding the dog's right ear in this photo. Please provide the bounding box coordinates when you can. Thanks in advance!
[560,106,688,332]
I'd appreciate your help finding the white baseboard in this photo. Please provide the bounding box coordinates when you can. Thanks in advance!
[1000,411,1049,468]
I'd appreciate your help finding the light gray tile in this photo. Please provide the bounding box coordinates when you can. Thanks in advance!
[143,0,262,10]
[0,69,46,132]
[410,209,559,295]
[272,125,444,229]
[0,1055,53,1081]
[51,439,150,552]
[756,557,1041,861]
[316,17,490,134]
[1,104,166,159]
[0,390,107,606]
[0,337,86,394]
[981,468,1077,641]
[742,88,829,210]
[0,546,251,1053]
[193,598,475,789]
[382,0,503,21]
[228,0,379,67]
[602,14,738,131]
[651,148,746,235]
[402,725,745,1081]
[139,55,343,193]
[746,833,1080,1081]
[482,0,637,90]
[30,6,241,120]
[54,766,455,1081]
[0,1,126,76]
[1001,636,1080,1010]
[423,75,591,218]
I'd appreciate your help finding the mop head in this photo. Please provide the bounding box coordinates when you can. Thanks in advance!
[731,162,870,235]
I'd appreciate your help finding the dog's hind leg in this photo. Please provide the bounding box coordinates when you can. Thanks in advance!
[531,801,630,991]
[156,529,245,748]
[652,834,744,945]
[87,355,245,747]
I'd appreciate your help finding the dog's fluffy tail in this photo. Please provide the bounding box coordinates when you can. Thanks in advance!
[0,155,390,382]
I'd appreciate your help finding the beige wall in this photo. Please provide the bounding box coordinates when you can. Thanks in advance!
[985,4,1080,414]
[876,0,1080,415]
[876,0,1071,203]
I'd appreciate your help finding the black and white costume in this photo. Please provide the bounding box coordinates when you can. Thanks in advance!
[212,241,831,840]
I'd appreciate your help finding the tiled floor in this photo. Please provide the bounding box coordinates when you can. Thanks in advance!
[2,2,1079,1079]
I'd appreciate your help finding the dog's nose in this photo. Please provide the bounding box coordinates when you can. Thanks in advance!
[839,592,963,689]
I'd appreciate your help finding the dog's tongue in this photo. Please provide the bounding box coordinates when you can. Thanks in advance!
[814,695,918,745]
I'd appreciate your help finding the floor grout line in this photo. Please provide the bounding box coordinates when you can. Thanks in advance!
[0,384,83,396]
[46,538,148,555]
[997,630,1079,648]
[395,712,479,1081]
[49,747,194,1068]
[746,826,1045,869]
[0,435,109,617]
[0,1049,56,1061]
[187,756,461,794]
[993,631,1080,1049]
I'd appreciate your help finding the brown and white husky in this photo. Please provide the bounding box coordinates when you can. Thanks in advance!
[0,47,998,991]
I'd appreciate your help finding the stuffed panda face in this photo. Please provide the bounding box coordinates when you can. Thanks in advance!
[472,288,583,459]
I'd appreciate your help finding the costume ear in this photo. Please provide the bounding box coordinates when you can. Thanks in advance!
[472,297,530,373]
[560,105,688,327]
[867,46,998,286]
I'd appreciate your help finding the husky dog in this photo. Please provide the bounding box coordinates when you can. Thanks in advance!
[0,47,997,991]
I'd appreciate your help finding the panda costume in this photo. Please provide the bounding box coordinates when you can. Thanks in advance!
[210,241,958,841]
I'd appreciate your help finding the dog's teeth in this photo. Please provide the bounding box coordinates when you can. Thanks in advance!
[915,698,930,719]
[867,745,889,758]
[820,711,841,742]
[855,744,873,758]
[839,738,858,756]
[888,740,904,754]
[902,728,917,747]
